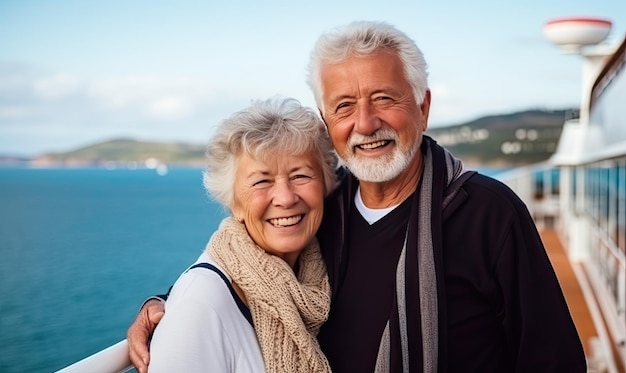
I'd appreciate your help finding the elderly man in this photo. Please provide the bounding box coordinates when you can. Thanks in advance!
[129,21,586,372]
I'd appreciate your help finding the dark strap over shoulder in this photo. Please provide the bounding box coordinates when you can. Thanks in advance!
[442,170,477,210]
[187,263,254,326]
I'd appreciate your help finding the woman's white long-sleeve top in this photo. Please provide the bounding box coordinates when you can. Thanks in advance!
[148,252,265,372]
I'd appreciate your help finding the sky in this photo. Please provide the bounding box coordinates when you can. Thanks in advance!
[1,0,625,157]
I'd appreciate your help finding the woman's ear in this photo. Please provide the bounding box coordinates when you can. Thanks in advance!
[230,203,244,223]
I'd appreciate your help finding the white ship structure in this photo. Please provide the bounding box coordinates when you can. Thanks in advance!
[500,16,625,373]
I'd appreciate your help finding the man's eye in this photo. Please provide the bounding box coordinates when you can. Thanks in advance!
[336,102,351,111]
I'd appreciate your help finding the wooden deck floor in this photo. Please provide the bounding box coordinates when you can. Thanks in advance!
[540,228,626,373]
[540,228,599,356]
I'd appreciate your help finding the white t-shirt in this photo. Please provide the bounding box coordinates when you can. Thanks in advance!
[355,186,399,224]
[148,252,265,372]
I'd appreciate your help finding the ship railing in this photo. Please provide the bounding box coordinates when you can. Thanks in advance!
[496,158,626,371]
[55,339,132,373]
[494,162,560,229]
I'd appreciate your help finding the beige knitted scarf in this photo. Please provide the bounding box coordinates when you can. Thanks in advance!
[207,217,331,373]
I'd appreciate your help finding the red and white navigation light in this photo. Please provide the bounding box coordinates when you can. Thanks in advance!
[543,17,612,51]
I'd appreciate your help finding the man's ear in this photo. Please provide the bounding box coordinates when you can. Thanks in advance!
[420,90,431,132]
[318,108,328,128]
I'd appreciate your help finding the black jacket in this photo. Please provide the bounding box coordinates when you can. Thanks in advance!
[316,138,586,372]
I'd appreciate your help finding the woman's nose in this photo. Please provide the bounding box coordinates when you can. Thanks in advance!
[272,180,299,207]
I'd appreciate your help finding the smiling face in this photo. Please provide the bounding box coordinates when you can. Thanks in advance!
[231,151,325,268]
[320,50,430,183]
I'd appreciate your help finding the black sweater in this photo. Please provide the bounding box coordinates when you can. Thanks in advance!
[316,137,586,372]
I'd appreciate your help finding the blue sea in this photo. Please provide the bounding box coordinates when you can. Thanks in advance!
[0,167,227,372]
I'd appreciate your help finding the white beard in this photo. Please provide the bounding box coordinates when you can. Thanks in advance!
[343,129,420,182]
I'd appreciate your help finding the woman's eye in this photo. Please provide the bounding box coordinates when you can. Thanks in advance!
[252,179,270,187]
[291,174,313,183]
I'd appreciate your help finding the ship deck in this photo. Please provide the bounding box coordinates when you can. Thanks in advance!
[541,228,625,373]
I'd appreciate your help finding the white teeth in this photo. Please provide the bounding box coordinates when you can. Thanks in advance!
[269,215,303,227]
[359,140,388,149]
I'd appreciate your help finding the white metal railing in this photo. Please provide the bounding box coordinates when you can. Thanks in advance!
[55,339,132,373]
[496,159,626,372]
[494,162,560,229]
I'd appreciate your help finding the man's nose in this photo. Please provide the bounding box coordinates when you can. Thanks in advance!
[354,101,382,135]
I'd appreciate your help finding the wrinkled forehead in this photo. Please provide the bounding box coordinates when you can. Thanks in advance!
[243,145,318,167]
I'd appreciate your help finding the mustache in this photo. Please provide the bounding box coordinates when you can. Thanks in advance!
[347,129,398,149]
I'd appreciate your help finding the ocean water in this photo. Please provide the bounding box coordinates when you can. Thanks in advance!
[0,168,227,372]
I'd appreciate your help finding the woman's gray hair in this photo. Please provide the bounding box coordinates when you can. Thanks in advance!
[307,21,429,113]
[203,97,338,209]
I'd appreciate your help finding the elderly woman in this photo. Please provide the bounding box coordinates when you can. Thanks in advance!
[147,97,337,373]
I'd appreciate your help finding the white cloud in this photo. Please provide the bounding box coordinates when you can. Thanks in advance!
[146,95,193,120]
[430,83,449,98]
[87,76,166,109]
[33,73,81,100]
[0,106,28,119]
[0,64,262,155]
[85,75,219,119]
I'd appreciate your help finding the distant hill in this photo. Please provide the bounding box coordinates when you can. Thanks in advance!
[2,108,575,168]
[426,109,575,166]
[28,138,207,168]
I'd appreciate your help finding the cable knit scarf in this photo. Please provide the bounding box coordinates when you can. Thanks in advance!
[375,138,466,373]
[207,217,331,373]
